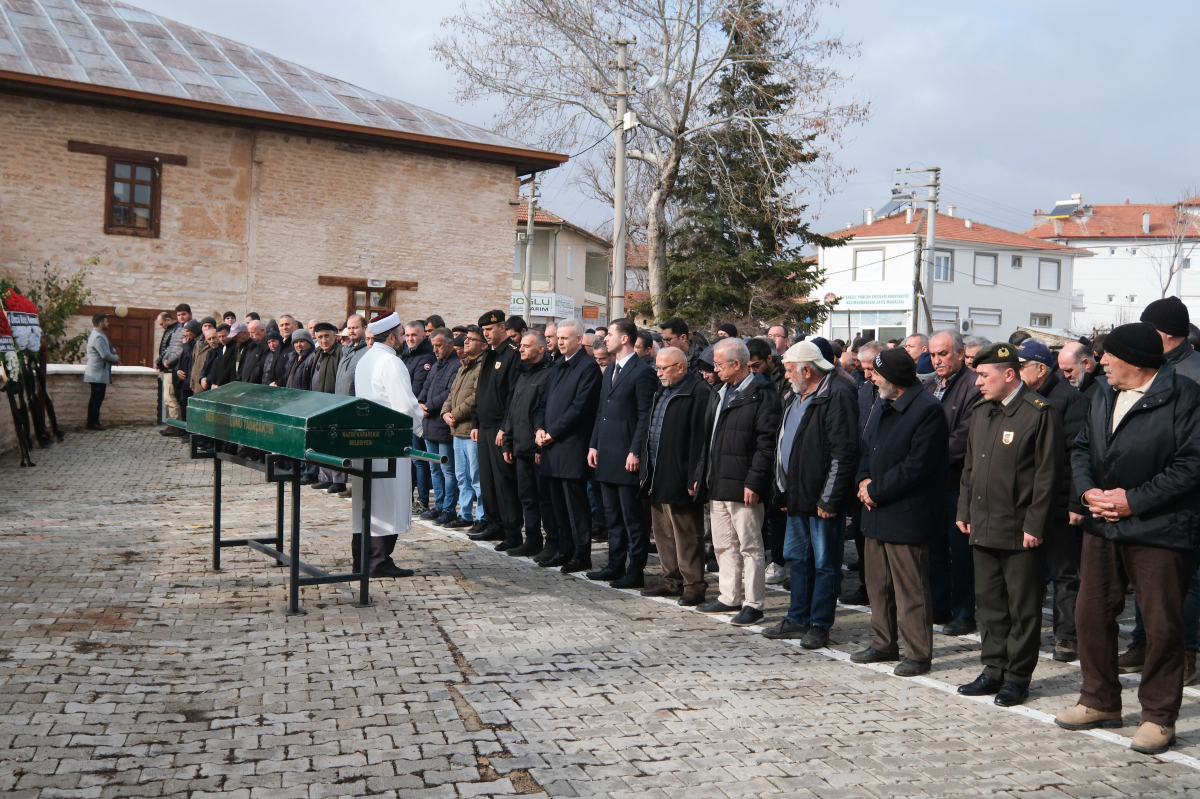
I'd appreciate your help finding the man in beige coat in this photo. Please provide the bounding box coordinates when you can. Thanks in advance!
[442,327,486,528]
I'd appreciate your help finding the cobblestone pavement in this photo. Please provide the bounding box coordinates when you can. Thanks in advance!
[3,426,1200,798]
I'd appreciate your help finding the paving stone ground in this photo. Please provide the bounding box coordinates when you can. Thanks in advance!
[3,426,1200,798]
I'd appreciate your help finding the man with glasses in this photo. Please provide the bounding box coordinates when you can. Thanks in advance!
[661,318,700,374]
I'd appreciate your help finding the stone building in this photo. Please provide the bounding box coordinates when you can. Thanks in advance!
[0,0,564,368]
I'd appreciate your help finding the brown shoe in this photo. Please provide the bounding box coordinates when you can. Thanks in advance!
[1131,721,1176,755]
[640,583,682,598]
[678,586,706,606]
[1054,703,1123,731]
[1186,650,1197,686]
[1118,640,1146,674]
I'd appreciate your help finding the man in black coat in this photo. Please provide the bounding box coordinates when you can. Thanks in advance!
[762,341,859,650]
[237,320,268,383]
[1057,322,1200,755]
[923,329,983,636]
[536,318,602,571]
[841,340,885,606]
[270,315,299,387]
[471,310,523,545]
[696,338,783,627]
[500,330,557,558]
[586,318,658,588]
[639,347,711,605]
[200,324,238,390]
[1018,340,1089,662]
[403,321,438,512]
[418,328,462,525]
[852,347,949,677]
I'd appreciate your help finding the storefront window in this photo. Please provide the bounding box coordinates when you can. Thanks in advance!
[828,310,909,344]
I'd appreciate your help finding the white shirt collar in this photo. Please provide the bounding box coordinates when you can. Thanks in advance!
[615,352,636,369]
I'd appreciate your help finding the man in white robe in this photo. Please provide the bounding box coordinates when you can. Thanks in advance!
[351,313,424,577]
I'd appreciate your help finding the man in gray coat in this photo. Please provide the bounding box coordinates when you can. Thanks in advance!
[83,313,120,430]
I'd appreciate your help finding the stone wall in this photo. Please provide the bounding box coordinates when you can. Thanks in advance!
[0,94,521,347]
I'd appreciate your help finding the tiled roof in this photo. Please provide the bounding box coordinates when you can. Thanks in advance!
[832,210,1086,253]
[625,290,650,303]
[1024,203,1200,240]
[0,0,564,171]
[515,200,610,248]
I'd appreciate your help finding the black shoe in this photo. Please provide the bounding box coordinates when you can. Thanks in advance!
[994,681,1030,707]
[466,519,489,535]
[560,559,591,574]
[942,617,977,636]
[545,552,573,568]
[446,517,475,529]
[420,507,441,520]
[801,627,830,649]
[86,423,106,431]
[433,510,457,525]
[730,607,764,627]
[299,474,319,485]
[532,547,559,565]
[586,567,624,582]
[844,559,860,571]
[311,482,332,491]
[610,573,644,589]
[468,524,504,542]
[893,658,931,677]
[327,484,348,495]
[957,673,1003,696]
[495,537,523,552]
[762,619,808,640]
[705,559,719,574]
[850,647,900,664]
[839,587,870,606]
[372,564,415,578]
[507,539,542,558]
[696,600,740,615]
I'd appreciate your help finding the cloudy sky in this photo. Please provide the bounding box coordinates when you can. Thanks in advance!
[133,0,1200,240]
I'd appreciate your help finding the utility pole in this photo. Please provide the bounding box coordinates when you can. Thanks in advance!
[522,174,538,322]
[892,166,940,335]
[609,38,634,321]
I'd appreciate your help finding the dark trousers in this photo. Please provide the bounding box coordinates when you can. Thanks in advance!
[1046,523,1082,644]
[650,503,705,592]
[1077,534,1195,726]
[974,544,1046,685]
[515,455,555,550]
[1131,566,1200,651]
[351,534,398,573]
[864,537,933,663]
[412,435,432,506]
[763,503,787,566]
[86,382,107,426]
[929,490,975,620]
[477,426,521,533]
[600,482,648,575]
[548,477,591,563]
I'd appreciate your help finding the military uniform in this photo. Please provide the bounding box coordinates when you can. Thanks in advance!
[472,310,523,544]
[957,343,1063,703]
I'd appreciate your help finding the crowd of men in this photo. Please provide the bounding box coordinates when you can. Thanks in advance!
[97,292,1200,758]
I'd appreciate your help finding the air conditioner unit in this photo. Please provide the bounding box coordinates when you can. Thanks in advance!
[960,319,974,335]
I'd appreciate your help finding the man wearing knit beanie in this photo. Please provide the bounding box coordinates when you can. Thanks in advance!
[1142,296,1200,383]
[1056,321,1200,754]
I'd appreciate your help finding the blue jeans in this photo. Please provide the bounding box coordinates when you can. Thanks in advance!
[783,514,843,630]
[452,436,483,522]
[1131,562,1200,650]
[412,435,432,506]
[929,490,975,620]
[429,439,457,512]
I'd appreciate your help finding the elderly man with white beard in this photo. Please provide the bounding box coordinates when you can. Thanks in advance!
[761,341,860,649]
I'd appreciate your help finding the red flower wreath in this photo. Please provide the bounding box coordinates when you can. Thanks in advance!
[0,308,11,337]
[1,289,38,315]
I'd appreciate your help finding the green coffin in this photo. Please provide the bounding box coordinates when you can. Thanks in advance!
[185,383,413,461]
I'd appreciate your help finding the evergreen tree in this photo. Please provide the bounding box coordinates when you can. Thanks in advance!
[662,1,844,332]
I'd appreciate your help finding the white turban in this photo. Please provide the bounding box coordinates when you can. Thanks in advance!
[367,312,400,335]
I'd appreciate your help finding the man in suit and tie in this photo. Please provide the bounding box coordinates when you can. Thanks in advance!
[587,318,659,588]
[536,318,603,572]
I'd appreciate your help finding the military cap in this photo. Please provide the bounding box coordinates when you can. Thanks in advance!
[478,310,506,326]
[972,341,1019,367]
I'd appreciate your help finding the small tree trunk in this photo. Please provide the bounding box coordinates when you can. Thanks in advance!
[647,141,684,318]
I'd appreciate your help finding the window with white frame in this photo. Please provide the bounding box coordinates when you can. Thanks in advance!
[969,307,1002,326]
[974,253,997,286]
[931,305,959,327]
[1030,313,1052,327]
[1012,255,1023,269]
[853,248,885,281]
[934,251,953,282]
[1038,259,1061,291]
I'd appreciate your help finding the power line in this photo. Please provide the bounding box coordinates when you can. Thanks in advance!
[568,121,622,159]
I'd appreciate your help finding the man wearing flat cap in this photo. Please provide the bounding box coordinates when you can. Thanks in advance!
[955,342,1062,707]
[472,310,524,548]
[1056,322,1200,755]
[852,347,948,676]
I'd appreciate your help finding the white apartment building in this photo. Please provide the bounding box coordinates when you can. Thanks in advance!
[814,207,1089,343]
[1024,197,1200,332]
[512,200,612,326]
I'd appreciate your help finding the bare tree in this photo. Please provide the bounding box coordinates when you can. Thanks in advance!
[434,0,867,316]
[1147,186,1200,299]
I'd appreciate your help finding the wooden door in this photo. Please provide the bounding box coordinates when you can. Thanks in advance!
[106,316,151,367]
